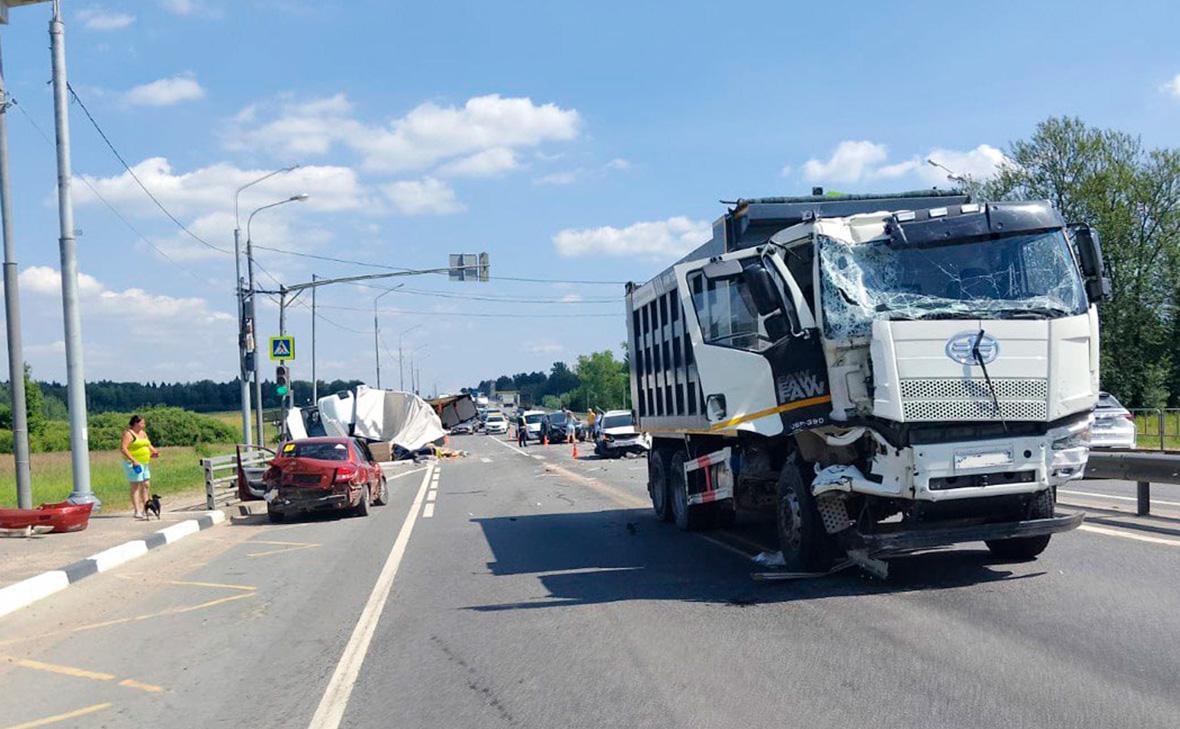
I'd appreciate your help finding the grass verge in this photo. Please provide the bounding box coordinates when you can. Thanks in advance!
[0,443,236,511]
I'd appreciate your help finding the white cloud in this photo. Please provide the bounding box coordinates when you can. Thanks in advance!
[527,341,564,354]
[124,75,206,107]
[226,93,580,174]
[1160,74,1180,100]
[560,293,582,303]
[75,157,374,217]
[802,141,889,184]
[800,140,1005,186]
[160,0,196,15]
[19,266,233,332]
[381,178,464,216]
[437,147,519,178]
[604,158,631,171]
[536,171,579,186]
[553,217,710,259]
[77,7,136,30]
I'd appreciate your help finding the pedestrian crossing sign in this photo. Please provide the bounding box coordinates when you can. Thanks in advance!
[269,336,295,361]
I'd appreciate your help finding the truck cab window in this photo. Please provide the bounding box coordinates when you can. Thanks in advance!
[688,265,794,352]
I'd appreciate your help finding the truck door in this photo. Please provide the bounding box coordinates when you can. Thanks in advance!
[679,250,830,436]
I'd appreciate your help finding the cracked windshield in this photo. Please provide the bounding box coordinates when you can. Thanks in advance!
[819,231,1088,337]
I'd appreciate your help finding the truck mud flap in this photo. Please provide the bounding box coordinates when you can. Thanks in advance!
[844,512,1084,556]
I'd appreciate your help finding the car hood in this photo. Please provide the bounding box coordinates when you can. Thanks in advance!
[602,426,639,437]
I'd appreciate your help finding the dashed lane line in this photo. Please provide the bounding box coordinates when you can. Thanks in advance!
[246,540,321,558]
[1078,524,1180,547]
[1,655,164,693]
[422,503,436,518]
[2,702,112,729]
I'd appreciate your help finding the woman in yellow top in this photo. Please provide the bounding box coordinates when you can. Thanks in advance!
[120,415,160,520]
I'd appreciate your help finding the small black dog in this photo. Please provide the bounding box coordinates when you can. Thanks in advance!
[144,494,162,520]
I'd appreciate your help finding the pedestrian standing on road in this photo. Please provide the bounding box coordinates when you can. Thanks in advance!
[517,414,527,447]
[120,415,160,520]
[586,408,597,439]
[563,408,576,444]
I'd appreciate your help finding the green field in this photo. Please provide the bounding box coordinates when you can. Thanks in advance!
[1133,411,1180,450]
[0,443,235,511]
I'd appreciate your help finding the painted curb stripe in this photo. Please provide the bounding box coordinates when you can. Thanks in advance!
[0,510,225,621]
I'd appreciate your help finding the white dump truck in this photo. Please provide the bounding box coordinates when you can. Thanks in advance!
[625,190,1110,574]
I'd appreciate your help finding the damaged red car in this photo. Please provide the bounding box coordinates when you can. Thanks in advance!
[262,437,388,522]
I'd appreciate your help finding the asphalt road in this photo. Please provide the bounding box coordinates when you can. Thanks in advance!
[2,436,1179,729]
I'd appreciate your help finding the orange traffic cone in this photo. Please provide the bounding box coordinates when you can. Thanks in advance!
[572,441,579,459]
[543,433,549,446]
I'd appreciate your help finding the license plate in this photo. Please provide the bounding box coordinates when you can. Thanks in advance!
[954,449,1013,470]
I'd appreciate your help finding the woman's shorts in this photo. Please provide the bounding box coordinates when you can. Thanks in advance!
[124,461,151,483]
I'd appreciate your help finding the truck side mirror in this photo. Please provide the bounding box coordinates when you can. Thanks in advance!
[1071,224,1112,303]
[742,263,780,315]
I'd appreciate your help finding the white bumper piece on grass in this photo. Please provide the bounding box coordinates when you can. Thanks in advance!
[0,511,225,619]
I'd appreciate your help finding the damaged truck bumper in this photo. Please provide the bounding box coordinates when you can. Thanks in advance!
[840,511,1084,556]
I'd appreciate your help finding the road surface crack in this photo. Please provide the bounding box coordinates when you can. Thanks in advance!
[430,634,518,725]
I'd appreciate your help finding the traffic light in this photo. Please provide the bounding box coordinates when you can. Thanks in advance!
[276,365,290,397]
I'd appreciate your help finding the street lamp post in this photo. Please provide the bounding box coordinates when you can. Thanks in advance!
[234,165,298,445]
[245,194,308,444]
[398,323,423,392]
[409,345,428,395]
[372,284,403,389]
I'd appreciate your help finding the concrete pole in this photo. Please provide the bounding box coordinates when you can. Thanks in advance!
[0,34,31,508]
[373,307,380,389]
[50,4,95,505]
[311,274,317,403]
[398,339,403,391]
[246,237,264,447]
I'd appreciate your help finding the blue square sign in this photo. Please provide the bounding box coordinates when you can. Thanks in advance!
[269,336,295,361]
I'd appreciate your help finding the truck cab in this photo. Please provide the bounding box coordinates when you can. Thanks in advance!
[627,191,1109,574]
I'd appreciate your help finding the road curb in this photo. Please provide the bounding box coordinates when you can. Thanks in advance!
[0,511,225,620]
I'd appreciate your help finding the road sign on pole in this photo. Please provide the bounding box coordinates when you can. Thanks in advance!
[269,336,295,361]
[449,252,489,282]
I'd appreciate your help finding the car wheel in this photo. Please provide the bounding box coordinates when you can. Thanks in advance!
[373,477,389,506]
[353,488,370,517]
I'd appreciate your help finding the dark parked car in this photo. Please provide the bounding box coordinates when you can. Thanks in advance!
[262,437,388,522]
[541,412,588,442]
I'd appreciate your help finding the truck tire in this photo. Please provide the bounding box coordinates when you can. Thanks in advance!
[776,457,835,572]
[648,448,672,522]
[669,450,714,531]
[267,506,285,523]
[985,489,1053,560]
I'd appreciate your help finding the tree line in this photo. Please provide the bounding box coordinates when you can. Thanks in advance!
[477,349,630,411]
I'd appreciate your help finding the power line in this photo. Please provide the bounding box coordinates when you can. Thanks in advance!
[343,280,618,304]
[66,84,231,256]
[317,302,618,319]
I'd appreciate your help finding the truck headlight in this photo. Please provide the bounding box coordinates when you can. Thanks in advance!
[1052,427,1091,451]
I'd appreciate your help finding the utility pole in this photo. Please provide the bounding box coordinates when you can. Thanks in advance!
[373,309,380,389]
[310,273,317,403]
[0,31,31,508]
[50,2,94,505]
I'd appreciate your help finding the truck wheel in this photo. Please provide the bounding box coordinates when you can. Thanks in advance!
[669,450,714,531]
[648,449,672,522]
[267,506,284,523]
[776,458,835,572]
[985,489,1053,559]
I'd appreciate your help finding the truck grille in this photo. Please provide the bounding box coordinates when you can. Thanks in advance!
[900,378,1048,422]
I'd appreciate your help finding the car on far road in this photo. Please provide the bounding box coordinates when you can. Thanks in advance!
[594,410,651,457]
[484,412,509,435]
[1090,391,1136,449]
[450,419,477,435]
[520,409,546,442]
[262,437,387,522]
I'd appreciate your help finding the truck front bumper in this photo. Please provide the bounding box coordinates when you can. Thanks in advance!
[842,511,1084,556]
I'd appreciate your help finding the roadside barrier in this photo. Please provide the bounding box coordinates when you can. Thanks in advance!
[201,446,270,510]
[1085,451,1180,516]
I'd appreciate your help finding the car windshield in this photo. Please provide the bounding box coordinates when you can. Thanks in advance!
[524,414,544,424]
[281,441,349,461]
[549,413,567,425]
[487,415,505,423]
[818,230,1088,338]
[602,414,633,429]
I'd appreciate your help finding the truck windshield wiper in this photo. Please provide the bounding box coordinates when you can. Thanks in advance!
[972,328,1008,433]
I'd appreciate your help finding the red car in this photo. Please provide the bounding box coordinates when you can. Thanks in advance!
[262,437,388,522]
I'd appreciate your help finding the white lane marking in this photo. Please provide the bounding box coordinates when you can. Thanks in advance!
[532,455,546,460]
[480,457,492,463]
[422,503,435,518]
[1060,489,1180,508]
[426,491,437,503]
[1079,524,1180,547]
[488,436,534,459]
[306,463,434,729]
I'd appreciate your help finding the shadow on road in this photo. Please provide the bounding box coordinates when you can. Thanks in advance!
[467,508,1043,611]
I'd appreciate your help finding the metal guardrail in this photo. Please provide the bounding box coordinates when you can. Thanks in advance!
[1129,408,1180,451]
[1084,450,1180,516]
[201,448,270,510]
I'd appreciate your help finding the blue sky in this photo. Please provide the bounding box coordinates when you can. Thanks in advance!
[2,0,1179,394]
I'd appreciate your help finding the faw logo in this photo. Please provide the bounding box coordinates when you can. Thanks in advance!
[945,331,999,365]
[777,371,826,402]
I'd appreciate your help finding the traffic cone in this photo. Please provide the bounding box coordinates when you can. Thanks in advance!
[572,441,579,459]
[543,433,549,446]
